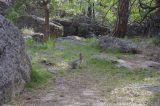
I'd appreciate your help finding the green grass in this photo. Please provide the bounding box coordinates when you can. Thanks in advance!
[26,37,159,84]
[149,36,160,45]
[25,38,56,88]
[89,57,159,83]
[131,36,160,46]
[26,63,53,88]
[147,93,160,106]
[25,37,160,105]
[26,38,56,55]
[56,38,158,83]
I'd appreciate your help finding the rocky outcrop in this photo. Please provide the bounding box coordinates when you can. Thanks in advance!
[127,23,145,36]
[98,36,140,53]
[0,1,8,16]
[16,15,64,38]
[127,16,160,37]
[0,15,31,105]
[53,15,110,38]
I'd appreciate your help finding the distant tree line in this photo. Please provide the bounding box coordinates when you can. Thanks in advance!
[6,0,160,38]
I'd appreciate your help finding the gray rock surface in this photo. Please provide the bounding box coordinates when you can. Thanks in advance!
[0,15,31,105]
[56,36,84,42]
[53,15,110,37]
[16,15,64,38]
[0,1,8,16]
[98,36,140,53]
[31,32,45,43]
[92,53,160,70]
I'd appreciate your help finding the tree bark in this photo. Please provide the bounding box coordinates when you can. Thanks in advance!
[92,2,95,19]
[112,0,129,38]
[156,0,160,15]
[44,4,50,38]
[88,3,92,18]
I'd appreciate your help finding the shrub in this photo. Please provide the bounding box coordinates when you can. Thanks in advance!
[6,0,26,22]
[6,8,20,22]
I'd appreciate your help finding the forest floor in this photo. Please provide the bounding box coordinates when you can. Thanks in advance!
[4,37,160,106]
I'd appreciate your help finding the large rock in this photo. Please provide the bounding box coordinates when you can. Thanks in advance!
[31,32,45,43]
[0,1,8,16]
[98,36,140,53]
[0,15,31,105]
[127,23,145,36]
[52,15,110,37]
[16,15,63,38]
[53,19,74,36]
[127,16,160,37]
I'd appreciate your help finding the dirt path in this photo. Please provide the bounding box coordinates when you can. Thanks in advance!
[6,71,107,106]
[5,68,160,106]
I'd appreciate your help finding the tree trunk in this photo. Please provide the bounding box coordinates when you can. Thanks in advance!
[44,3,50,40]
[112,0,129,38]
[88,3,92,18]
[156,0,160,15]
[92,2,95,19]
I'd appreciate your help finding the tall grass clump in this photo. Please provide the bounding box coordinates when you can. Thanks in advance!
[26,64,52,88]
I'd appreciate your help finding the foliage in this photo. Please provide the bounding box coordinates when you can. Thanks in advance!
[6,8,20,22]
[6,0,158,24]
[6,0,28,22]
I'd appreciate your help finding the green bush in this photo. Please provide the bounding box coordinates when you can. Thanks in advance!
[6,0,27,22]
[6,8,20,22]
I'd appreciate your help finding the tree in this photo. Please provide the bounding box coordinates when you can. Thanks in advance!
[87,0,92,18]
[87,0,95,19]
[156,0,160,15]
[38,0,50,41]
[112,0,129,38]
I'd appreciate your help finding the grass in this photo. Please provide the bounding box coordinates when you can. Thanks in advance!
[25,39,56,88]
[131,36,160,46]
[21,27,34,36]
[26,63,53,88]
[149,93,160,106]
[90,58,158,81]
[26,37,159,84]
[148,36,160,45]
[25,37,160,105]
